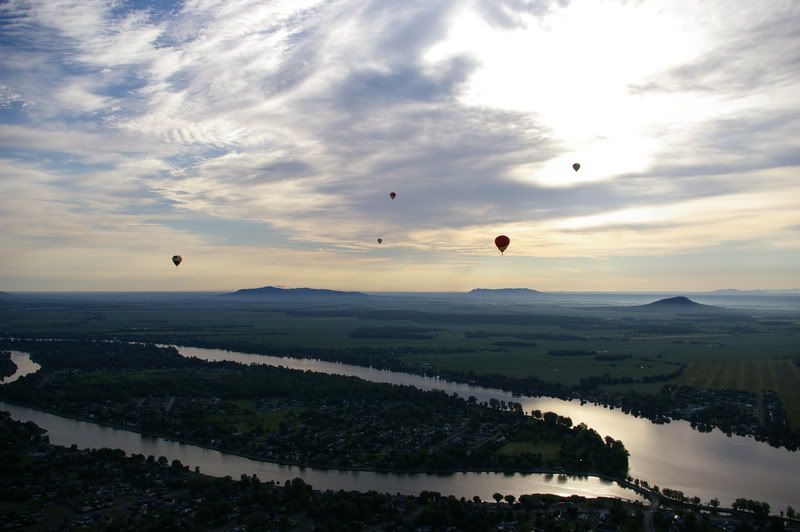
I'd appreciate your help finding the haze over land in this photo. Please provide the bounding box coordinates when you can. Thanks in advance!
[1,4,799,527]
[0,0,798,291]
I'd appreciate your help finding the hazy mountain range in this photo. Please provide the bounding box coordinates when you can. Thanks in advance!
[469,288,541,295]
[228,286,368,298]
[636,296,719,311]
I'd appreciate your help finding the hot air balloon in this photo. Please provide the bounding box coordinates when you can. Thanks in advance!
[172,255,182,267]
[377,238,383,244]
[389,192,396,200]
[572,163,581,172]
[494,235,510,255]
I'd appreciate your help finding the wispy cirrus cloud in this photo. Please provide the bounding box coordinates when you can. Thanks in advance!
[0,0,798,290]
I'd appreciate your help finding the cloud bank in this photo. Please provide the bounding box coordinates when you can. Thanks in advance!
[0,0,798,290]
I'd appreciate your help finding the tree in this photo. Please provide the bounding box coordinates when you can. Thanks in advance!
[504,495,516,505]
[787,506,795,519]
[709,498,720,509]
[767,516,785,532]
[518,495,537,511]
[493,493,503,504]
[472,496,481,504]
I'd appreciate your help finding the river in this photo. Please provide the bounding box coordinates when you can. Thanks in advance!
[0,352,633,502]
[2,347,797,509]
[176,346,798,510]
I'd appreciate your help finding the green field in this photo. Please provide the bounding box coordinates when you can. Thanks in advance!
[496,441,561,461]
[1,292,798,391]
[676,359,800,428]
[208,399,292,433]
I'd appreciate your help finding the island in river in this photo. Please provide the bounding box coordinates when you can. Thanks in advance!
[2,290,797,451]
[2,411,793,532]
[0,339,629,477]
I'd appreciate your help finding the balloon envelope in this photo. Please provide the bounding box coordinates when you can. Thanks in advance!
[377,238,383,244]
[172,255,182,267]
[494,235,510,254]
[572,163,581,172]
[389,192,396,200]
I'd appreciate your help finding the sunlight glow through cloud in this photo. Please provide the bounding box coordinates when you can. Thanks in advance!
[0,0,798,290]
[427,3,733,187]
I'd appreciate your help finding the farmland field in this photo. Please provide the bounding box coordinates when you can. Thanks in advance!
[675,358,800,428]
[1,291,798,390]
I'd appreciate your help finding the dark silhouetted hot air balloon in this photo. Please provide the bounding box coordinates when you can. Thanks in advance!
[172,255,182,267]
[572,163,581,172]
[389,192,396,200]
[377,238,383,244]
[494,235,510,254]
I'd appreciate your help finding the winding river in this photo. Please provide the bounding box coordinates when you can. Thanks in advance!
[176,346,798,510]
[2,347,798,509]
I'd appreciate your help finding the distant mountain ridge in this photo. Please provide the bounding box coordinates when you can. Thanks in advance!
[707,288,800,294]
[469,288,540,295]
[638,296,716,310]
[709,289,766,295]
[228,286,367,298]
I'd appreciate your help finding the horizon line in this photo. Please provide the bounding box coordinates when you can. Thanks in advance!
[2,288,798,294]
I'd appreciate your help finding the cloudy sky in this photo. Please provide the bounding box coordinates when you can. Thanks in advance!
[1,0,798,291]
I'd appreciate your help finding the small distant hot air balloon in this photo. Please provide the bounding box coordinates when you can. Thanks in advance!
[572,163,581,172]
[377,238,383,244]
[389,192,397,200]
[494,235,510,255]
[172,255,182,267]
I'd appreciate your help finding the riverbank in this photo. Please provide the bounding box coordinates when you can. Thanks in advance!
[0,350,628,477]
[619,478,800,527]
[1,396,624,481]
[1,396,627,480]
[0,399,643,505]
[3,410,796,532]
[0,410,656,532]
[149,338,800,450]
[3,339,799,513]
[0,350,16,380]
[5,335,797,450]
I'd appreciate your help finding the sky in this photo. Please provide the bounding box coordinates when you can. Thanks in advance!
[0,0,798,291]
